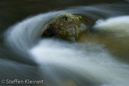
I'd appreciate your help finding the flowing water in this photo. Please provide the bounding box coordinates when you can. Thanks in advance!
[0,0,129,86]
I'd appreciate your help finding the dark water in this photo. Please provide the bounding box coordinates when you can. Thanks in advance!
[0,0,129,86]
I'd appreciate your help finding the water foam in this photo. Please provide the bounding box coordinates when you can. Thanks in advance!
[94,16,129,37]
[30,38,129,86]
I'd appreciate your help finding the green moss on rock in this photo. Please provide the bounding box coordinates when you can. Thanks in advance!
[41,13,93,42]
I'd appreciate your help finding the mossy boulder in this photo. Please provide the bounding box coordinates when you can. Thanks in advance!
[41,13,93,42]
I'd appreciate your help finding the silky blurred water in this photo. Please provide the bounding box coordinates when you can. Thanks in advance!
[0,0,129,86]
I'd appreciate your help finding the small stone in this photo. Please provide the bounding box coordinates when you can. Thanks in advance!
[41,13,93,42]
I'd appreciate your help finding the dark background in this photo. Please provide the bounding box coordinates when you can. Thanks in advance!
[0,0,127,35]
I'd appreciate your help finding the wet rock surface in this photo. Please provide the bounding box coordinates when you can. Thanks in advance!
[41,13,93,42]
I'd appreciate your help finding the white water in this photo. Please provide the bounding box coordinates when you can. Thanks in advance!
[3,5,129,86]
[94,16,129,37]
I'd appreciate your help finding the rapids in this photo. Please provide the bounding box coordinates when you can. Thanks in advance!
[1,3,129,86]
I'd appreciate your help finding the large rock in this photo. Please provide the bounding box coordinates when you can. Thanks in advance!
[41,13,93,42]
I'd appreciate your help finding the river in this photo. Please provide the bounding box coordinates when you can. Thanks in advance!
[0,0,129,86]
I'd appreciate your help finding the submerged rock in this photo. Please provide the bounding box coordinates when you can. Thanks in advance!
[41,13,93,42]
